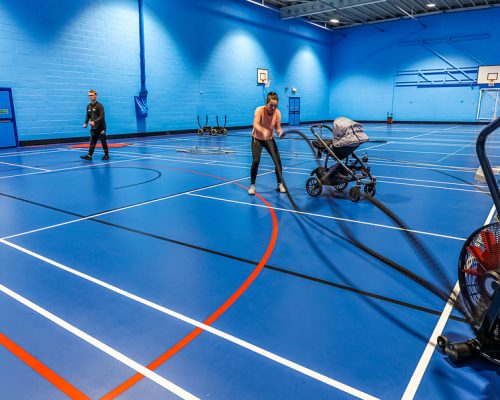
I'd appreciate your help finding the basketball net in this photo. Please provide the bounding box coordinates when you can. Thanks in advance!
[488,79,495,87]
[265,78,271,88]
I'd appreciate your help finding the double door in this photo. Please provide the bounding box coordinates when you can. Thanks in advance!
[289,97,300,126]
[0,88,18,148]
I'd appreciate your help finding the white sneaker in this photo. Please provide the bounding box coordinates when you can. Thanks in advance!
[277,183,286,193]
[248,184,256,195]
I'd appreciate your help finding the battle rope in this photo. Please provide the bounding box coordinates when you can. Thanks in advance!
[280,127,473,322]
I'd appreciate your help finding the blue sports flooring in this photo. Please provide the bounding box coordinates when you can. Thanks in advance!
[0,122,499,399]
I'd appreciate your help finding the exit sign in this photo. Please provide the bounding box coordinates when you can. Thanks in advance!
[0,109,8,114]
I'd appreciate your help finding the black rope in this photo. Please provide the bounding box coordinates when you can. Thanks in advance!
[281,127,473,323]
[336,195,471,322]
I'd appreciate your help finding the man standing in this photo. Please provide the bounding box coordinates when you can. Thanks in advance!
[80,90,109,160]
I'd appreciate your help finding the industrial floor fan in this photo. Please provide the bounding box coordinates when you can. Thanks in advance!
[437,117,500,366]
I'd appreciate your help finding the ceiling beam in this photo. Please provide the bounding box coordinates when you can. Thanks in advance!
[280,0,388,19]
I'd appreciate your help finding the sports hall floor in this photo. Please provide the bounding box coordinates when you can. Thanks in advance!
[0,122,499,399]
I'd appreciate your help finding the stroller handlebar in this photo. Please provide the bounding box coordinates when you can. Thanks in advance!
[310,124,333,137]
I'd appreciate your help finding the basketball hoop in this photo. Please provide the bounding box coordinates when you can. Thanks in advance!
[257,68,269,86]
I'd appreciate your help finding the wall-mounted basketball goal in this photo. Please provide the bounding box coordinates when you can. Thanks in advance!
[477,65,500,121]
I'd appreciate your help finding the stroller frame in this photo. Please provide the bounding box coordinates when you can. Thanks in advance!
[306,124,376,202]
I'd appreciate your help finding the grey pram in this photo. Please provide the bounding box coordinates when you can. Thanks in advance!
[306,117,376,202]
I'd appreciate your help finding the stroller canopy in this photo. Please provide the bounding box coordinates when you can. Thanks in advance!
[333,117,369,147]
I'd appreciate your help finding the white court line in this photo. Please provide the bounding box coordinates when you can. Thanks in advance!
[368,148,468,156]
[0,142,484,201]
[0,171,275,241]
[0,161,51,172]
[284,170,486,194]
[79,141,480,176]
[0,149,63,158]
[374,179,485,194]
[360,142,393,151]
[130,148,478,177]
[187,192,466,241]
[0,283,198,400]
[0,156,149,179]
[283,158,476,175]
[436,142,474,163]
[372,175,486,188]
[1,163,473,241]
[284,165,485,188]
[408,131,441,139]
[0,141,483,238]
[368,158,476,172]
[408,125,459,139]
[0,239,378,400]
[401,205,496,400]
[368,141,500,148]
[1,191,188,240]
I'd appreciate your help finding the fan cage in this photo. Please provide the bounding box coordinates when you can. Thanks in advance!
[459,222,500,323]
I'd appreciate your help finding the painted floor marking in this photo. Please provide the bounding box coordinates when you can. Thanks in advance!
[0,239,379,400]
[0,156,149,180]
[0,284,199,400]
[436,142,475,163]
[408,125,459,139]
[186,192,466,241]
[401,204,496,400]
[0,333,91,400]
[0,171,276,241]
[0,160,51,172]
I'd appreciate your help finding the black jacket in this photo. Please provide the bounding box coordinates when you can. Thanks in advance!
[85,101,106,132]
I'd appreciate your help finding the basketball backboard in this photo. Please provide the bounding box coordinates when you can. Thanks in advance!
[257,68,269,85]
[477,66,500,86]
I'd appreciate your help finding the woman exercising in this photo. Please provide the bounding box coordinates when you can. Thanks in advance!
[248,91,285,195]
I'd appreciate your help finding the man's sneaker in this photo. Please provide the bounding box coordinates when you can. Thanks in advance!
[277,183,286,193]
[80,155,92,160]
[101,154,110,160]
[248,185,256,195]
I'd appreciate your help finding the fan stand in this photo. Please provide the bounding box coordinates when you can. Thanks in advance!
[437,117,500,366]
[437,281,500,365]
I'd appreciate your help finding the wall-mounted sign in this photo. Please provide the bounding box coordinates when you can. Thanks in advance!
[0,109,8,114]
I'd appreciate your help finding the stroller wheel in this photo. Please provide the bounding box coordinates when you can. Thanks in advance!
[334,182,348,191]
[210,128,218,136]
[306,177,323,197]
[364,183,376,197]
[349,186,361,202]
[197,128,204,135]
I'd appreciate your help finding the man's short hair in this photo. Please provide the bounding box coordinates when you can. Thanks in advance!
[88,90,97,95]
[267,92,278,103]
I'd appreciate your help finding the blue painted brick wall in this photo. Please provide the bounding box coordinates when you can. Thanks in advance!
[0,0,140,141]
[4,0,494,142]
[329,8,500,122]
[143,0,332,133]
[0,0,332,142]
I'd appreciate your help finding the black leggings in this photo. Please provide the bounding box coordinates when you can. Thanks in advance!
[250,137,283,185]
[88,129,109,155]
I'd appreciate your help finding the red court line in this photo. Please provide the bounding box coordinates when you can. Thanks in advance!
[101,172,279,399]
[68,143,131,148]
[0,333,90,400]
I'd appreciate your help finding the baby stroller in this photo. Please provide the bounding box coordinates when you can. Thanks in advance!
[306,117,376,202]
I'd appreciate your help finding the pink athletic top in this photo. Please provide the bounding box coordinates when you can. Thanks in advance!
[252,106,281,140]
